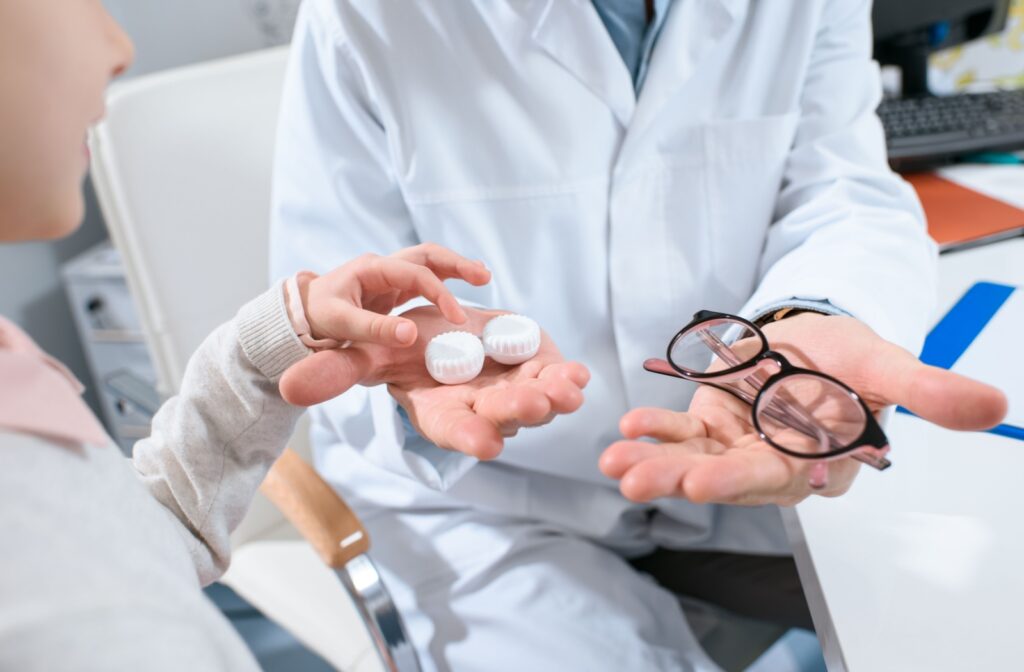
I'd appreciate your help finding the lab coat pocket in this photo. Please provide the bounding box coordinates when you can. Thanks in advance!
[699,113,799,303]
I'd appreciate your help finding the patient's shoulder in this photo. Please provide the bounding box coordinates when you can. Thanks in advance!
[0,432,254,667]
[0,597,257,671]
[0,432,194,606]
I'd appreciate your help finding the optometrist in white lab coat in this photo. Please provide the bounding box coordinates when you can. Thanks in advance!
[270,0,959,669]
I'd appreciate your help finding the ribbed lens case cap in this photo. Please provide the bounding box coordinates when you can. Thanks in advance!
[482,314,541,366]
[425,331,486,385]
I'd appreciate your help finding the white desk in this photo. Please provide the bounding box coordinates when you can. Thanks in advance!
[789,230,1024,669]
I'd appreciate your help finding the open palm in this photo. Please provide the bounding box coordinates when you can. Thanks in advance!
[281,306,589,460]
[606,384,865,506]
[600,313,1007,506]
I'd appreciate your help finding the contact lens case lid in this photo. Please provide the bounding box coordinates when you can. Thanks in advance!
[482,314,541,366]
[425,331,486,385]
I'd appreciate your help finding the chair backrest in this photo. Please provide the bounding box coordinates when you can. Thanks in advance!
[90,48,419,672]
[90,47,302,547]
[91,47,289,395]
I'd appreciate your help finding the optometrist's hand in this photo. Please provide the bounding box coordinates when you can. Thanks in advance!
[600,313,1008,506]
[279,305,590,460]
[292,243,492,347]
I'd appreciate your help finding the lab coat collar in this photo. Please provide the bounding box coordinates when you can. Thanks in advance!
[627,0,749,143]
[524,0,637,127]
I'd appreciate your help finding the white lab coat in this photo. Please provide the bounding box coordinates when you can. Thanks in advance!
[270,0,936,669]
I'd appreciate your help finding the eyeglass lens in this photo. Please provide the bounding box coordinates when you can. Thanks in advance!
[669,318,762,376]
[755,373,867,456]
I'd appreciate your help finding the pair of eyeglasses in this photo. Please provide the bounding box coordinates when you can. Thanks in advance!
[645,310,891,489]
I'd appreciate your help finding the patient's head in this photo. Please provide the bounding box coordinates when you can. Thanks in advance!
[0,0,133,242]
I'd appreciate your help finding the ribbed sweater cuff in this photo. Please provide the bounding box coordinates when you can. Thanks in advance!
[236,282,311,382]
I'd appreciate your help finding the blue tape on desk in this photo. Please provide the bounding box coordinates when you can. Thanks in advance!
[920,282,1014,369]
[898,281,1023,440]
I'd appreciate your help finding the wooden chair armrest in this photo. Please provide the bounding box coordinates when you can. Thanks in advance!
[259,448,370,568]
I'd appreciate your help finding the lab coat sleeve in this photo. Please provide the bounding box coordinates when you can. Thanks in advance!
[132,284,310,584]
[269,1,480,489]
[738,0,938,353]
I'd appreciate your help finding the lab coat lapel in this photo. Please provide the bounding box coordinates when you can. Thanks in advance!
[524,0,636,127]
[628,0,748,142]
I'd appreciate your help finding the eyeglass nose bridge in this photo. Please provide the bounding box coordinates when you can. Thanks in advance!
[702,350,793,385]
[753,350,794,376]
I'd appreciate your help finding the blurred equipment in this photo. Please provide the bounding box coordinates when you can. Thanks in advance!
[873,0,1023,168]
[61,243,160,454]
[879,89,1024,167]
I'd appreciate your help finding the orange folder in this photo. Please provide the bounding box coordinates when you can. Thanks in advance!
[906,172,1024,252]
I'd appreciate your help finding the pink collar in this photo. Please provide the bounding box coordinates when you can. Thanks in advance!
[0,316,109,447]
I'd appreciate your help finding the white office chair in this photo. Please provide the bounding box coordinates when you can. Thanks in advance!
[89,48,419,672]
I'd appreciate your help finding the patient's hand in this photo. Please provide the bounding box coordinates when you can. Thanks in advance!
[296,243,491,347]
[280,306,590,459]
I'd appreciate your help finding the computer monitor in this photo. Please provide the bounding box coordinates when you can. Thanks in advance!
[873,0,1012,96]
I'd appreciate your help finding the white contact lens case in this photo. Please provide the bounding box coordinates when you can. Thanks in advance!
[425,331,486,385]
[426,315,542,385]
[482,314,541,365]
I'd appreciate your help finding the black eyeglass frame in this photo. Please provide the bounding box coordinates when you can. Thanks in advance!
[659,310,890,463]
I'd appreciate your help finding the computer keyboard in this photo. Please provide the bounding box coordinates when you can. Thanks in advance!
[878,89,1024,167]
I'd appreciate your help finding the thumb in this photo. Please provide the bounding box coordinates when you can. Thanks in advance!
[279,348,374,407]
[877,344,1008,431]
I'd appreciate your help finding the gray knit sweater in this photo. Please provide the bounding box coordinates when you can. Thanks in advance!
[0,284,311,671]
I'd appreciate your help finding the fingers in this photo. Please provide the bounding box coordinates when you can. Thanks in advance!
[619,455,699,502]
[459,363,588,443]
[474,384,555,433]
[599,439,715,480]
[354,256,468,325]
[279,348,374,407]
[392,243,491,287]
[874,342,1008,430]
[423,403,504,460]
[538,361,591,389]
[399,377,582,461]
[519,361,589,418]
[612,448,718,502]
[606,445,798,504]
[676,450,796,504]
[331,305,420,347]
[529,376,585,415]
[619,407,708,443]
[901,365,1007,430]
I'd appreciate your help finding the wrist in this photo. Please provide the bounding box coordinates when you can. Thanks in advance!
[238,285,312,381]
[285,271,342,350]
[754,306,830,328]
[284,271,313,328]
